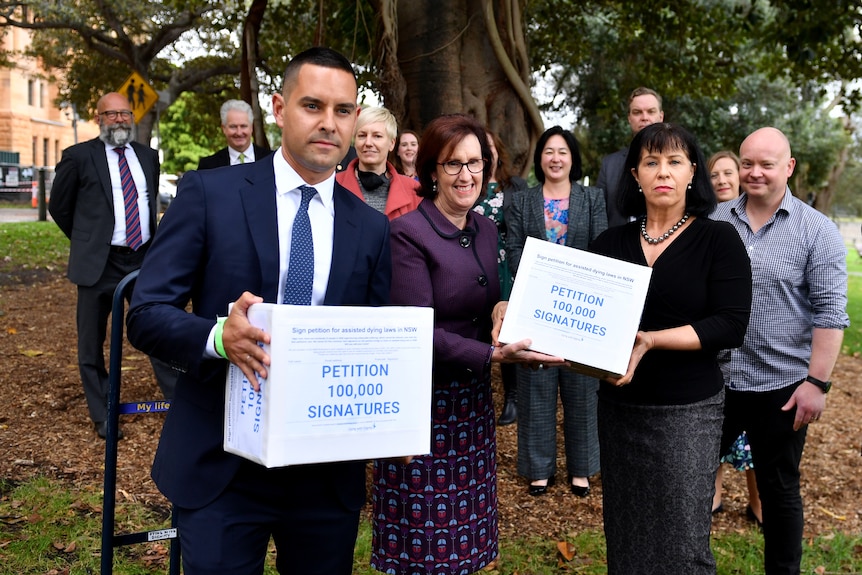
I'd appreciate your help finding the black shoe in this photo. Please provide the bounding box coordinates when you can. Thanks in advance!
[94,421,123,440]
[568,474,590,497]
[528,475,555,496]
[712,502,724,514]
[497,399,517,426]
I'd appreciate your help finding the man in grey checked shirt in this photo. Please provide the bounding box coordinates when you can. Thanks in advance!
[712,127,849,575]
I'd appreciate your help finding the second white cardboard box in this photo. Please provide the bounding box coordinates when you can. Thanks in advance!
[224,304,434,467]
[498,237,652,379]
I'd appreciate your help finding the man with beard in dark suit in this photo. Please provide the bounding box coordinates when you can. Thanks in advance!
[49,92,175,439]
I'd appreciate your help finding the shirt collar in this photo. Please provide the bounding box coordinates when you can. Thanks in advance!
[730,186,794,219]
[105,141,130,153]
[272,147,335,209]
[228,145,253,164]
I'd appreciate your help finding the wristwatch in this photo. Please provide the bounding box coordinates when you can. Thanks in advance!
[805,375,832,394]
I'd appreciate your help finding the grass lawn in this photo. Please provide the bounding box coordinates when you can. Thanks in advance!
[843,245,862,355]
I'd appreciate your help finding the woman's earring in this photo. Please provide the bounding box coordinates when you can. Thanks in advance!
[638,185,643,194]
[432,181,438,193]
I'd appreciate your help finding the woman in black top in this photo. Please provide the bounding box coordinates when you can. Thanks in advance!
[589,123,752,575]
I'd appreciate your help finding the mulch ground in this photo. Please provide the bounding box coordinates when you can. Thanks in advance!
[0,269,860,552]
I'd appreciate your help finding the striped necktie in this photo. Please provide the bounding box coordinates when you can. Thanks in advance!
[114,147,143,250]
[282,185,317,305]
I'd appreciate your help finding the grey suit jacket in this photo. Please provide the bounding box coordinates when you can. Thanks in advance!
[49,137,160,287]
[596,148,629,228]
[506,182,609,276]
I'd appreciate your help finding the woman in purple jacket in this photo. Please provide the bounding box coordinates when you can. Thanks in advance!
[370,114,561,575]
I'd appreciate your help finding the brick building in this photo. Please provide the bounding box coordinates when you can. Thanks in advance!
[0,22,98,198]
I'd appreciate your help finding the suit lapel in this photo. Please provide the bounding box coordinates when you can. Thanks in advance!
[528,187,545,239]
[325,183,361,305]
[91,140,113,208]
[130,142,159,228]
[566,183,586,248]
[240,163,280,302]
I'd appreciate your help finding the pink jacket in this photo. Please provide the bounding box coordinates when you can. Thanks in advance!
[336,159,421,221]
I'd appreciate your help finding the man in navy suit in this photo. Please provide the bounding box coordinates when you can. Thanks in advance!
[127,48,391,574]
[197,99,272,169]
[49,91,175,439]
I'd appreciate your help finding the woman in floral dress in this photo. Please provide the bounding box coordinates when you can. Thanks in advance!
[472,130,525,426]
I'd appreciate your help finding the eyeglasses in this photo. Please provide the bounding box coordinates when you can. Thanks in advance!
[99,110,133,120]
[438,158,486,176]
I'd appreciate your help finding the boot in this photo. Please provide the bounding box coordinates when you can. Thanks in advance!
[498,364,517,426]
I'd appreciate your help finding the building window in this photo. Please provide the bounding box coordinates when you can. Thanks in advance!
[39,82,44,108]
[54,140,59,165]
[43,138,48,166]
[28,80,34,106]
[31,137,37,166]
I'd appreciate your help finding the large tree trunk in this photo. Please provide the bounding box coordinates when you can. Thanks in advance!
[242,0,270,149]
[376,0,541,175]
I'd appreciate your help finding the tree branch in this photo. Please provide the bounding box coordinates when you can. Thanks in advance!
[481,0,543,140]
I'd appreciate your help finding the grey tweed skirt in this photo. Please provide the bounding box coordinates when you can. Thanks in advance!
[598,388,723,575]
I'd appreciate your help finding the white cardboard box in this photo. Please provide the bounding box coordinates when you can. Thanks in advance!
[498,237,652,379]
[224,304,434,467]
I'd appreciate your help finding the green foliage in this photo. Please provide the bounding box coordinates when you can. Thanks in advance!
[833,147,862,217]
[527,0,858,203]
[255,0,377,93]
[158,91,229,174]
[0,221,68,273]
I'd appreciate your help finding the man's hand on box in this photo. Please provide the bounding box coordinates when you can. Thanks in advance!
[223,291,272,392]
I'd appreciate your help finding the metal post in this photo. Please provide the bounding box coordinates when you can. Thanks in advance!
[37,168,46,221]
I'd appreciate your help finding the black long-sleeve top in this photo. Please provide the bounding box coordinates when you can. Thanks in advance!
[589,217,752,405]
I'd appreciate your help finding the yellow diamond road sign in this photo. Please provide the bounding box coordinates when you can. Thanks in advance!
[117,72,158,123]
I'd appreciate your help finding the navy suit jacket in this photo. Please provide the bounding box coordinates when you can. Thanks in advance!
[49,137,160,286]
[197,144,272,170]
[127,157,391,510]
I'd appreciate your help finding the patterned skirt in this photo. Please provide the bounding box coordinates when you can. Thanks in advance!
[371,373,498,575]
[598,389,723,575]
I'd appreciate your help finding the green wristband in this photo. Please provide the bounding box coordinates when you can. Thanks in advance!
[214,316,228,359]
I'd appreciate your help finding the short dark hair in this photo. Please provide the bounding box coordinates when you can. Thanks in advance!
[415,114,491,199]
[282,47,356,96]
[533,126,583,183]
[618,123,716,218]
[629,87,663,111]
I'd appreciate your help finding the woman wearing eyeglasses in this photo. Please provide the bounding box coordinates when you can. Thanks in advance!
[370,114,564,575]
[506,126,608,499]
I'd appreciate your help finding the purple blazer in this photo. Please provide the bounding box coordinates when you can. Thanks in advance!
[390,199,500,377]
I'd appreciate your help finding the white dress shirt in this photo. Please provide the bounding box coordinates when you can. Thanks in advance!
[229,145,255,165]
[273,148,334,305]
[105,142,152,247]
[204,149,336,357]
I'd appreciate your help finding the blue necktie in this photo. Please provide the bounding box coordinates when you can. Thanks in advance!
[283,185,317,305]
[114,147,143,250]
